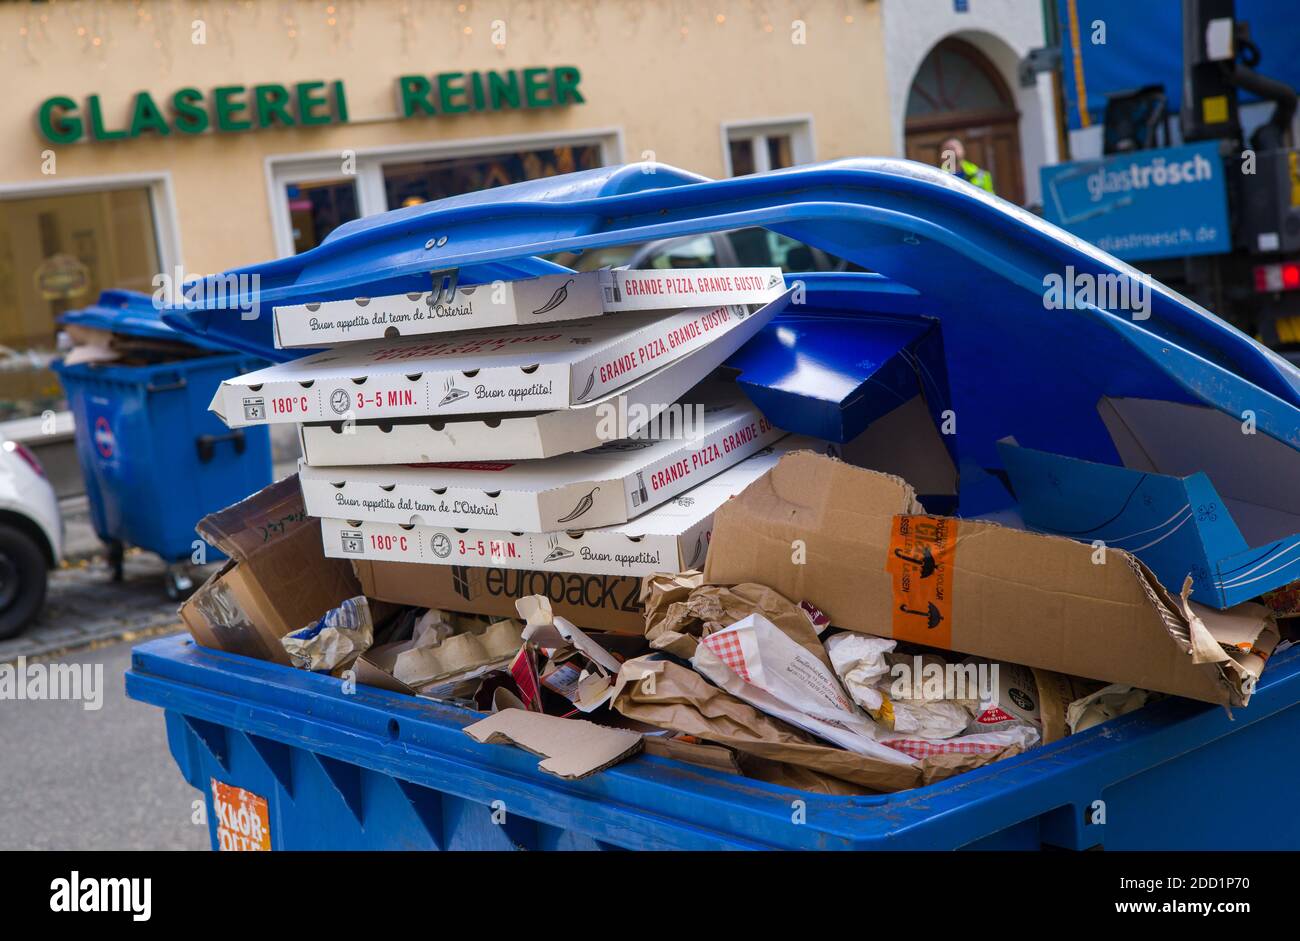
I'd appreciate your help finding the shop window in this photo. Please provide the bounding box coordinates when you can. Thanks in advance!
[724,122,810,176]
[287,179,359,254]
[381,145,602,208]
[0,187,160,421]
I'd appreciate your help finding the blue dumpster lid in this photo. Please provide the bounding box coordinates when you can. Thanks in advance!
[164,158,1300,487]
[62,288,231,353]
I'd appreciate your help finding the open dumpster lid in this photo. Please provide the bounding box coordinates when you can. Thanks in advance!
[165,158,1300,508]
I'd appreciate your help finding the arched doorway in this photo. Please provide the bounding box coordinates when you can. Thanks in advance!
[904,38,1024,204]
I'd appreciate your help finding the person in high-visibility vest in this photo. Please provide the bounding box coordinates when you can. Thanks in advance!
[939,137,994,194]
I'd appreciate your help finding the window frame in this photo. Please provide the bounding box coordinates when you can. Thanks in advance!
[264,127,623,258]
[719,116,815,177]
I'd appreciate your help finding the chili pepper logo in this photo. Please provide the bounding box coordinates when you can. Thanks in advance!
[556,487,599,523]
[574,368,597,402]
[531,279,575,315]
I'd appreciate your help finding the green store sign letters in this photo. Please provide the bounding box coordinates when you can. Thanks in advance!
[37,66,584,145]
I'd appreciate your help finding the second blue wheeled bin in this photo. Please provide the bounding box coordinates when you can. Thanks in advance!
[52,289,272,598]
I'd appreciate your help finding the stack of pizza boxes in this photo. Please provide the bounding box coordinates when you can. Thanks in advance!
[208,266,809,631]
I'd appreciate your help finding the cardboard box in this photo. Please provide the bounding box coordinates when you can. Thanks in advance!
[320,438,809,578]
[295,294,786,465]
[214,303,767,428]
[180,475,362,665]
[297,388,780,530]
[703,452,1278,706]
[272,267,785,347]
[352,558,646,632]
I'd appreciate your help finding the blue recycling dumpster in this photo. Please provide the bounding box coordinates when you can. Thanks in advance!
[53,290,272,597]
[129,159,1300,849]
[125,633,1300,850]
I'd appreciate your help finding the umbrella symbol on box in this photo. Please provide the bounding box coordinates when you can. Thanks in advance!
[898,602,944,629]
[893,546,938,578]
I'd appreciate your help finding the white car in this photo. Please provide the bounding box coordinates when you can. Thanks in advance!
[0,434,62,639]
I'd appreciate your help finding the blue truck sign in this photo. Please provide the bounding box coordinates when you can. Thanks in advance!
[1040,142,1231,261]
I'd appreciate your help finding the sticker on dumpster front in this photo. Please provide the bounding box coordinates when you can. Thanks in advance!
[886,514,956,649]
[211,779,271,851]
[93,416,115,459]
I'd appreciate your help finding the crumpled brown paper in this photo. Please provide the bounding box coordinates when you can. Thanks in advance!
[640,575,832,669]
[611,656,1024,793]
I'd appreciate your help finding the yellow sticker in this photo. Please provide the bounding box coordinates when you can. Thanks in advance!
[211,779,272,851]
[1202,95,1229,125]
[1289,152,1300,207]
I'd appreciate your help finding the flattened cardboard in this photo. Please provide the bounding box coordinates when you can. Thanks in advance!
[215,304,761,428]
[319,438,805,577]
[180,475,361,664]
[703,452,1277,705]
[273,267,785,347]
[295,290,787,465]
[462,709,642,779]
[297,389,780,530]
[1000,438,1300,609]
[351,559,645,633]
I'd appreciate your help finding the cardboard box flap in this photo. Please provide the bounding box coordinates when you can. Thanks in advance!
[462,709,642,779]
[704,452,1273,705]
[195,474,312,563]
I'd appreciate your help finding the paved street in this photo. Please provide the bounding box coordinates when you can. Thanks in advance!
[0,634,209,850]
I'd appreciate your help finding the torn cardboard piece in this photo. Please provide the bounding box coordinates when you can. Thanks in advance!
[463,709,642,779]
[273,267,785,347]
[294,297,785,466]
[703,451,1279,706]
[296,388,780,530]
[180,475,361,665]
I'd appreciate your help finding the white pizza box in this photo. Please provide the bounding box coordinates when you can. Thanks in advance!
[317,436,816,577]
[213,303,765,429]
[272,267,786,348]
[296,388,782,531]
[295,287,789,465]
